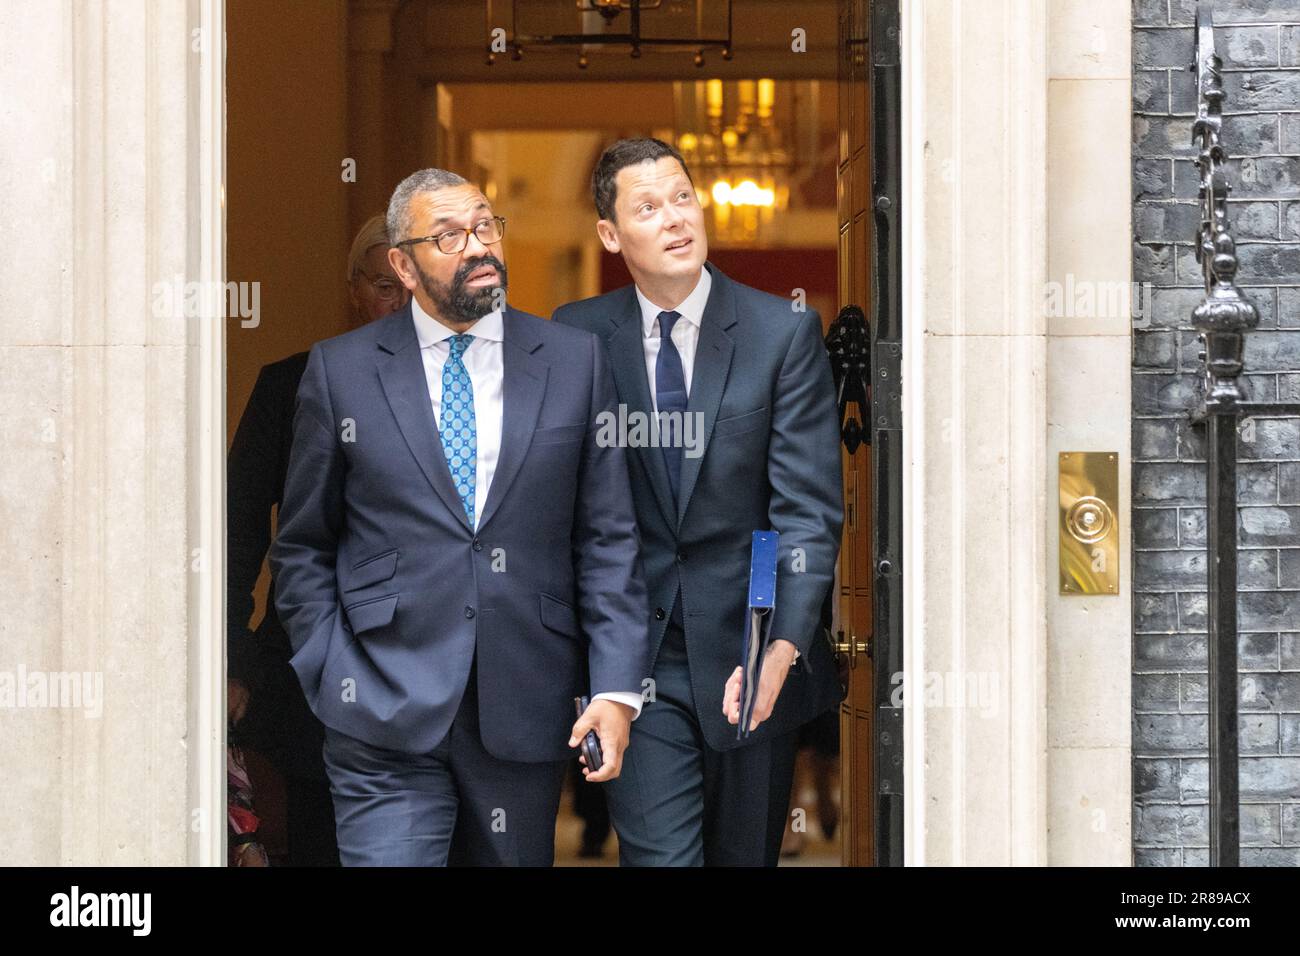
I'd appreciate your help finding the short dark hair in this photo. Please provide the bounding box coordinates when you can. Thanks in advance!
[591,137,694,221]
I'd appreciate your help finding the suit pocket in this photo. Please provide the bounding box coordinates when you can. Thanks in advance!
[343,548,398,592]
[532,422,586,445]
[538,592,578,638]
[712,405,770,437]
[344,592,399,635]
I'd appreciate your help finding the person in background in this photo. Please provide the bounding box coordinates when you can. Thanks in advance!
[226,214,408,866]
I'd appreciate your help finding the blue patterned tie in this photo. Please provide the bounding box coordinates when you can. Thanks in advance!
[655,311,688,504]
[440,333,477,527]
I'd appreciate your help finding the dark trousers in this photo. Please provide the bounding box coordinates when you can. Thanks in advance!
[321,659,567,866]
[284,772,339,866]
[604,624,800,866]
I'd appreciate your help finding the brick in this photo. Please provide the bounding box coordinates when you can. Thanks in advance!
[1282,713,1300,754]
[1149,286,1205,329]
[1135,847,1183,865]
[1283,461,1300,500]
[1241,756,1300,800]
[1135,242,1178,283]
[1179,757,1206,800]
[1135,589,1180,630]
[1212,2,1300,25]
[1237,242,1300,282]
[1240,672,1300,710]
[1282,632,1300,667]
[1241,847,1300,864]
[1284,25,1300,66]
[1227,72,1300,113]
[1241,802,1282,845]
[1134,372,1202,413]
[1284,802,1300,842]
[1170,65,1198,114]
[1283,200,1300,237]
[1135,506,1180,546]
[1136,673,1182,710]
[1134,801,1207,844]
[1222,112,1282,155]
[1231,200,1282,237]
[1135,757,1181,801]
[1134,330,1178,370]
[1134,418,1180,458]
[1135,201,1201,241]
[1242,589,1300,629]
[1133,71,1171,113]
[1133,116,1196,157]
[1243,631,1281,670]
[1134,28,1194,69]
[1282,114,1300,153]
[1239,505,1300,545]
[1135,461,1204,504]
[1222,26,1282,68]
[1243,330,1300,371]
[1134,632,1208,673]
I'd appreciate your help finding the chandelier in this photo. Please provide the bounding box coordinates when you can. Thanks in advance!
[672,79,818,244]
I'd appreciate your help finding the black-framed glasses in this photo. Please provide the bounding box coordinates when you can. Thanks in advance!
[397,216,506,255]
[354,270,405,300]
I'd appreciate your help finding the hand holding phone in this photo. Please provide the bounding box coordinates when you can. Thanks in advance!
[573,695,604,775]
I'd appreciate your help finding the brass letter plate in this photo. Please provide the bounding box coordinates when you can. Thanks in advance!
[1059,451,1119,595]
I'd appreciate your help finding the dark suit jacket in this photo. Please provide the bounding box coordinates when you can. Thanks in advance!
[553,263,844,752]
[227,350,328,778]
[228,350,308,680]
[269,303,650,760]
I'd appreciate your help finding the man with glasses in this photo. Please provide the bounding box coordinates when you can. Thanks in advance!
[270,168,649,866]
[227,213,408,866]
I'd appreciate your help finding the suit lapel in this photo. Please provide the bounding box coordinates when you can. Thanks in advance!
[605,288,679,532]
[476,307,547,534]
[375,303,472,531]
[677,263,736,525]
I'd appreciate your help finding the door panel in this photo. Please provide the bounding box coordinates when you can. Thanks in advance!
[835,0,875,868]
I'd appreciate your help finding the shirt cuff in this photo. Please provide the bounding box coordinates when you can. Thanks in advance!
[593,691,643,720]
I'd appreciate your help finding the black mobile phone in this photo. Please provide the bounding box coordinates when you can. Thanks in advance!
[574,695,604,775]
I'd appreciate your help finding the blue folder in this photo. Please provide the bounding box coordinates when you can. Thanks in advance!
[737,531,779,739]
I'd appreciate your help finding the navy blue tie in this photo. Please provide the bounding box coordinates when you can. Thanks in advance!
[655,310,688,504]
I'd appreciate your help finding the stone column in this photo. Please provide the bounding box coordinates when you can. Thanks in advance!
[901,0,1051,865]
[0,0,223,864]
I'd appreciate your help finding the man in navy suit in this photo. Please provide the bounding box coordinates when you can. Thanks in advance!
[270,169,650,866]
[554,139,844,866]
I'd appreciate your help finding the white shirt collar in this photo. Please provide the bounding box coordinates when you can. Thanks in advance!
[411,295,505,348]
[636,265,712,338]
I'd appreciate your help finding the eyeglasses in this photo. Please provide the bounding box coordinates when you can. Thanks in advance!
[397,216,506,255]
[355,270,406,300]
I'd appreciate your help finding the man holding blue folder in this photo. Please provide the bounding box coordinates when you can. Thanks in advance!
[554,138,844,866]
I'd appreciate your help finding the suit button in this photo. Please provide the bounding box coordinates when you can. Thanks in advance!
[654,607,666,620]
[465,606,475,619]
[472,539,483,552]
[677,551,686,563]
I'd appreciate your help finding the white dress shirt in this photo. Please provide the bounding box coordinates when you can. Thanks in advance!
[636,265,712,409]
[410,297,642,719]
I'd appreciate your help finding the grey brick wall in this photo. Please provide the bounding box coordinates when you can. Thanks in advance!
[1133,0,1300,866]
